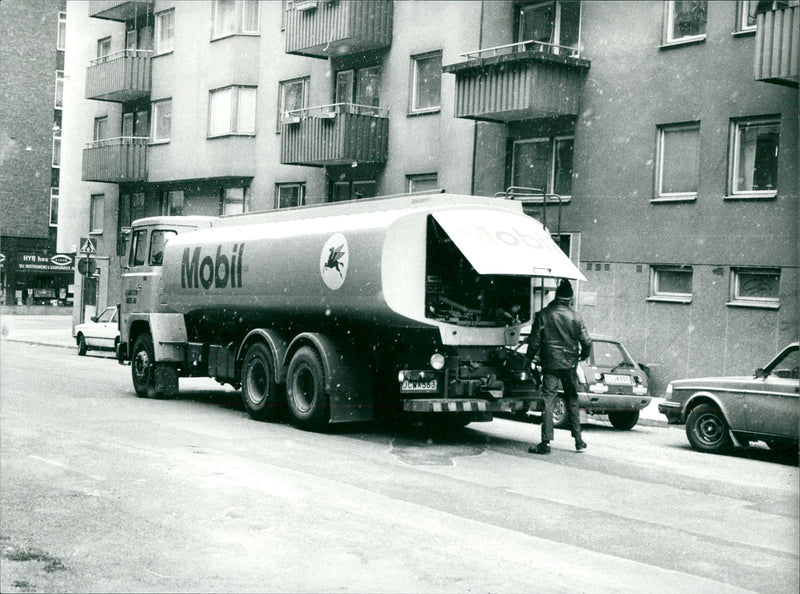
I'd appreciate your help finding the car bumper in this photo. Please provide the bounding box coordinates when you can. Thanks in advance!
[658,400,683,423]
[579,393,652,412]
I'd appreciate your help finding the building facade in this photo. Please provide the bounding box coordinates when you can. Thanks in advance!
[0,0,74,307]
[58,0,798,394]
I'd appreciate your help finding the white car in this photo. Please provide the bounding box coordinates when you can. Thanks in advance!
[74,306,120,356]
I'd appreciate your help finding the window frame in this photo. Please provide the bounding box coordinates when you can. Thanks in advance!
[728,116,780,199]
[57,11,67,51]
[208,85,257,137]
[222,187,246,215]
[277,77,309,132]
[728,267,781,309]
[151,98,172,144]
[97,36,112,59]
[148,230,176,267]
[154,8,175,55]
[734,0,759,34]
[212,0,261,40]
[662,0,708,47]
[93,116,109,142]
[52,135,61,168]
[162,190,184,216]
[510,135,574,199]
[54,70,64,110]
[654,121,700,202]
[129,229,148,267]
[406,173,439,194]
[275,183,306,209]
[648,265,693,303]
[518,0,582,56]
[90,194,105,235]
[409,50,443,115]
[49,188,59,227]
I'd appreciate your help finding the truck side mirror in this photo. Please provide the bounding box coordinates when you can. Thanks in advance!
[755,367,768,378]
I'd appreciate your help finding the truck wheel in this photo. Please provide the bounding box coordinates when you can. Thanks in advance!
[77,334,87,356]
[241,342,283,421]
[552,396,570,429]
[608,410,639,430]
[286,346,329,431]
[685,403,732,454]
[131,333,158,398]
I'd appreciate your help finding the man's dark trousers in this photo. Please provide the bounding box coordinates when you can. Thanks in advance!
[540,368,582,442]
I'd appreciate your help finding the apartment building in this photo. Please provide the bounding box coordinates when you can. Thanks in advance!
[59,0,797,393]
[0,0,73,307]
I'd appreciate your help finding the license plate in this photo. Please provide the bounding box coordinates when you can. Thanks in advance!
[604,374,632,385]
[401,379,439,393]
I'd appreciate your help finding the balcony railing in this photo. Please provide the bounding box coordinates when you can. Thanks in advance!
[754,5,799,87]
[443,39,591,123]
[285,0,393,59]
[280,103,389,166]
[88,0,154,22]
[82,137,148,183]
[86,50,152,103]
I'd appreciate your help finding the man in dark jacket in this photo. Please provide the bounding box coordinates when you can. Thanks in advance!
[525,279,592,454]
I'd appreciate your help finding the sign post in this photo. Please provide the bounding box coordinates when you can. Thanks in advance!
[78,237,97,323]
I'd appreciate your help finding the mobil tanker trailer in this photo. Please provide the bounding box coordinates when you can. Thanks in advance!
[116,192,585,431]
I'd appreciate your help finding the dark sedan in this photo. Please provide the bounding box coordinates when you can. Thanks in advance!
[659,343,799,454]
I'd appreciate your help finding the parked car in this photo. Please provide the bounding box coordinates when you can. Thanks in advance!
[515,334,652,430]
[659,343,799,455]
[74,306,120,356]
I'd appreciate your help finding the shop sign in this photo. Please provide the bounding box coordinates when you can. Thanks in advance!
[16,252,75,274]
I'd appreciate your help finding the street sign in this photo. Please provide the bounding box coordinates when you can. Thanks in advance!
[77,258,97,276]
[79,237,97,255]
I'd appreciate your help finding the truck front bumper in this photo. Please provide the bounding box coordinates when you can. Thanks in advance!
[402,397,533,414]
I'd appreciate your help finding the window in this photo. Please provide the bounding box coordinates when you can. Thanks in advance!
[97,36,112,59]
[518,1,581,55]
[151,99,172,143]
[52,134,61,168]
[122,110,149,137]
[276,183,305,209]
[90,194,105,234]
[407,173,438,193]
[729,268,780,308]
[54,71,64,109]
[57,12,66,51]
[212,0,260,39]
[330,180,376,202]
[278,77,308,131]
[410,51,442,114]
[511,136,574,197]
[50,188,59,227]
[336,66,381,107]
[729,117,780,197]
[130,229,148,267]
[735,1,759,33]
[663,1,708,45]
[149,230,176,266]
[655,122,700,201]
[163,190,184,216]
[93,116,109,141]
[650,265,693,302]
[155,9,175,54]
[208,86,257,136]
[222,187,246,214]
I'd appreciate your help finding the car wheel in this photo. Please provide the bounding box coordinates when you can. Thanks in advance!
[77,334,87,356]
[685,403,733,454]
[131,333,159,398]
[608,410,639,431]
[552,396,570,429]
[286,346,329,431]
[241,342,283,421]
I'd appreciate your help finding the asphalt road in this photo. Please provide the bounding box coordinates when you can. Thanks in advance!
[1,338,798,593]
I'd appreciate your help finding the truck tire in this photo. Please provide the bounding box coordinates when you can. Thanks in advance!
[131,333,159,398]
[685,403,733,454]
[286,346,329,431]
[77,334,87,356]
[241,342,283,421]
[608,410,639,430]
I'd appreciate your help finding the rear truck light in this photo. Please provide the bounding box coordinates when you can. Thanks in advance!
[430,353,446,370]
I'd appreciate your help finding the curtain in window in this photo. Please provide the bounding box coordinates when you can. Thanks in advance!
[553,138,574,196]
[157,11,174,52]
[242,0,260,32]
[672,0,707,38]
[215,0,236,36]
[356,67,381,107]
[154,101,171,141]
[336,71,354,104]
[237,87,256,133]
[209,88,233,136]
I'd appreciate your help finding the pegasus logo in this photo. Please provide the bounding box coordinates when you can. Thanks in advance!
[320,233,349,290]
[323,244,345,278]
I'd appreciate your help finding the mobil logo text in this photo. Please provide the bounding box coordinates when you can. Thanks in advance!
[181,243,245,289]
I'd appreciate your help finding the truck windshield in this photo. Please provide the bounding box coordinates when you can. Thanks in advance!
[425,217,531,327]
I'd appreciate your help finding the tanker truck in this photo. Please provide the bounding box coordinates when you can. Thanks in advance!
[116,192,585,431]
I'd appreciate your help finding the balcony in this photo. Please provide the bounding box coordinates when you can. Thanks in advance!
[754,5,799,87]
[280,104,389,167]
[88,0,153,22]
[443,40,591,123]
[82,137,148,183]
[285,0,393,59]
[86,50,152,103]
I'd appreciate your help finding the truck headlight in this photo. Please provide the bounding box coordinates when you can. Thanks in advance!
[666,383,673,397]
[430,353,445,370]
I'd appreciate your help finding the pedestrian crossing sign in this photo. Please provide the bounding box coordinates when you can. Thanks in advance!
[79,237,97,255]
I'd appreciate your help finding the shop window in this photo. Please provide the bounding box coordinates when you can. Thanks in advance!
[663,1,708,45]
[655,122,699,201]
[511,136,573,198]
[649,265,693,303]
[410,51,442,114]
[90,194,105,234]
[276,183,305,209]
[155,9,175,54]
[729,117,780,197]
[212,0,260,39]
[729,268,780,308]
[209,86,257,136]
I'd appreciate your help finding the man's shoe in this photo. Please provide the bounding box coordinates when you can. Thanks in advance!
[528,442,551,455]
[575,439,587,452]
